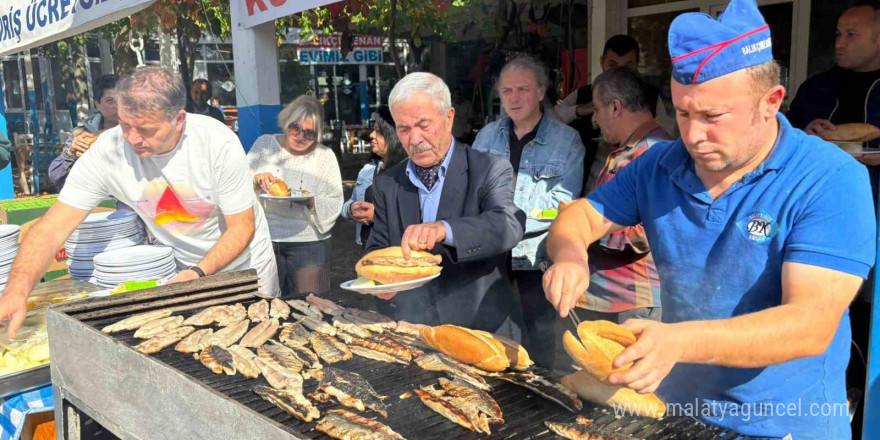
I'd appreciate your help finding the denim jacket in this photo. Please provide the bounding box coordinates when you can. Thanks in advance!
[472,113,585,270]
[342,160,381,245]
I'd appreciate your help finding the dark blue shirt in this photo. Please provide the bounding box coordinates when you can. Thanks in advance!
[588,114,876,439]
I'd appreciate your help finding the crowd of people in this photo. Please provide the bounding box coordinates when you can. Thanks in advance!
[0,0,876,438]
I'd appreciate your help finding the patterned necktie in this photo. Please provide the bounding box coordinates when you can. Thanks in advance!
[415,164,441,190]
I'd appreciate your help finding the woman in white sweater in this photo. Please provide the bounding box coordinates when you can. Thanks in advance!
[247,95,343,295]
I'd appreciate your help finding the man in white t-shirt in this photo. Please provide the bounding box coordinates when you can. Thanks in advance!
[0,67,279,338]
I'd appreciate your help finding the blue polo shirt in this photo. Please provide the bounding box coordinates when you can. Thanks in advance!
[588,114,875,439]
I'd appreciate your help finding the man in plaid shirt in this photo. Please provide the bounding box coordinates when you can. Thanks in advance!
[578,67,670,323]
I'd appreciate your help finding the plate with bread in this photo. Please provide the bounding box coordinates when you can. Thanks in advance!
[259,180,312,202]
[342,246,442,295]
[823,123,880,156]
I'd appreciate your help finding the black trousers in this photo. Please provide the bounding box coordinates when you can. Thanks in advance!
[512,270,557,368]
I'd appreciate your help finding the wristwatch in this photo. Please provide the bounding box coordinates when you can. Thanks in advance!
[186,265,206,278]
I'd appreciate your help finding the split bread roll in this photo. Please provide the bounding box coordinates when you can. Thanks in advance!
[563,320,637,383]
[268,180,291,196]
[561,370,666,419]
[419,324,532,371]
[822,123,880,142]
[355,247,442,284]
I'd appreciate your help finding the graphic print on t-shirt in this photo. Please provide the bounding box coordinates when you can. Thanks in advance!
[137,181,216,233]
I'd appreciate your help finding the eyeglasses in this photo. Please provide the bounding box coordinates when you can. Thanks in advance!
[287,122,318,141]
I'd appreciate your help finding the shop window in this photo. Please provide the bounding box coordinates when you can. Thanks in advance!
[3,60,23,110]
[86,37,101,59]
[50,58,74,111]
[205,63,237,107]
[32,58,44,111]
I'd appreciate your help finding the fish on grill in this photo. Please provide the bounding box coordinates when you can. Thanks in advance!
[254,357,303,390]
[239,318,279,348]
[544,420,630,440]
[174,328,214,353]
[227,345,261,379]
[183,305,227,326]
[259,341,305,373]
[134,326,195,354]
[498,372,583,413]
[394,321,427,337]
[414,353,491,391]
[336,331,411,363]
[345,308,396,328]
[332,315,373,338]
[315,409,406,440]
[133,315,184,339]
[289,344,321,369]
[414,388,479,433]
[388,332,431,354]
[269,298,290,320]
[319,368,388,418]
[254,385,320,423]
[293,313,337,336]
[247,300,270,322]
[198,345,236,375]
[438,377,503,423]
[215,303,247,327]
[310,332,352,364]
[102,309,172,333]
[305,293,345,316]
[375,334,420,359]
[204,319,250,348]
[279,322,311,347]
[288,299,324,320]
[349,345,409,365]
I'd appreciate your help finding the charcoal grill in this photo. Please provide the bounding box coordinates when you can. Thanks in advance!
[48,270,747,439]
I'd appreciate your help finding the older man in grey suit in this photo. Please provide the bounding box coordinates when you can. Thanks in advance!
[365,72,526,336]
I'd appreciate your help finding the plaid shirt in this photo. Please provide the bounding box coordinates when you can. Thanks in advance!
[578,120,671,312]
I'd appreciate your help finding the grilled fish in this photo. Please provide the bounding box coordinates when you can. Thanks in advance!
[227,345,261,379]
[174,328,214,353]
[394,321,427,337]
[292,313,337,336]
[344,308,396,329]
[438,377,503,422]
[133,316,184,339]
[240,318,279,348]
[332,315,373,338]
[254,385,320,423]
[414,388,478,432]
[183,305,227,326]
[289,344,321,369]
[336,332,411,363]
[204,319,250,348]
[269,298,290,320]
[254,357,303,390]
[315,409,406,440]
[215,303,247,327]
[319,368,388,418]
[102,309,172,333]
[310,332,352,364]
[134,326,194,354]
[498,372,583,413]
[247,300,270,322]
[414,353,491,390]
[279,322,311,347]
[341,311,388,333]
[258,341,305,373]
[544,420,628,440]
[418,382,498,434]
[198,345,236,375]
[375,334,419,359]
[349,345,409,365]
[305,293,345,316]
[288,299,323,320]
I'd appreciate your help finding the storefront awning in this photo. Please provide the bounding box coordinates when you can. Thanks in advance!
[0,0,155,56]
[238,0,342,29]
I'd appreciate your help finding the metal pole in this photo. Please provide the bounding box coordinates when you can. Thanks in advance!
[375,65,381,106]
[332,64,339,123]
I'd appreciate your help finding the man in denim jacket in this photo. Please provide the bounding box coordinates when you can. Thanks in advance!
[472,55,585,367]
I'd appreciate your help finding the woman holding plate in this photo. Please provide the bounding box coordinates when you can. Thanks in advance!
[248,95,343,295]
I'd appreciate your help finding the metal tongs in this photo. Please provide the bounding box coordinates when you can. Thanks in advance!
[538,261,582,328]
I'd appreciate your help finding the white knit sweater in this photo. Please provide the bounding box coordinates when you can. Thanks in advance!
[247,134,343,243]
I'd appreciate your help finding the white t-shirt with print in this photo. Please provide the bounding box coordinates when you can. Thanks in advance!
[59,114,279,297]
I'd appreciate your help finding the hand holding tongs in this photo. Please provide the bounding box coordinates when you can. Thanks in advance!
[538,261,582,329]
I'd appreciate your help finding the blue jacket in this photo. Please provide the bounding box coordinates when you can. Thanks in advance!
[48,113,104,189]
[472,113,585,270]
[341,159,380,245]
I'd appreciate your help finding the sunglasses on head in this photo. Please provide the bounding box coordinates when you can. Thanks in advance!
[287,122,318,141]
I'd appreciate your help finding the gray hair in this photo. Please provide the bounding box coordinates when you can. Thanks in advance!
[593,67,651,113]
[498,55,549,91]
[117,67,186,119]
[278,95,324,140]
[388,72,451,115]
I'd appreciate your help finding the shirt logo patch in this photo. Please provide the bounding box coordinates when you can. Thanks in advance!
[739,211,778,244]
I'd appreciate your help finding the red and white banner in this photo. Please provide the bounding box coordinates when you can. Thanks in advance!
[239,0,341,29]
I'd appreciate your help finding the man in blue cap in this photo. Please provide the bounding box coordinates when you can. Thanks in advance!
[543,0,876,438]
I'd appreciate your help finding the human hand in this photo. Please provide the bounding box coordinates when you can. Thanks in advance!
[68,132,97,157]
[253,173,280,192]
[804,119,836,139]
[542,258,590,319]
[0,292,28,340]
[375,292,397,300]
[166,269,201,285]
[607,319,685,394]
[351,201,374,224]
[400,222,447,259]
[856,153,880,166]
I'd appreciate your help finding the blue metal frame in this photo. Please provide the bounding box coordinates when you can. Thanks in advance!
[0,71,14,200]
[864,198,880,438]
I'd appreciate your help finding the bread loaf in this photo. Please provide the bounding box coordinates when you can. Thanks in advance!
[356,247,443,284]
[492,333,534,371]
[563,320,636,383]
[560,370,665,418]
[823,123,880,142]
[419,325,510,371]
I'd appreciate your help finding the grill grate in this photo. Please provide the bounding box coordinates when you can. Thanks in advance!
[70,291,748,440]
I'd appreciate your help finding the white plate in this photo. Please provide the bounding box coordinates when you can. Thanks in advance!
[0,225,20,239]
[339,273,441,295]
[260,192,312,202]
[94,261,177,275]
[93,245,173,267]
[79,210,138,225]
[849,149,880,157]
[528,216,555,223]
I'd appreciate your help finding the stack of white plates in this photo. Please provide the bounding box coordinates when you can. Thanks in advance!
[66,211,145,281]
[92,245,177,288]
[0,225,20,292]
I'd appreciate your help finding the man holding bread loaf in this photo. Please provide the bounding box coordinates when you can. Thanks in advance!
[365,72,526,337]
[544,0,875,438]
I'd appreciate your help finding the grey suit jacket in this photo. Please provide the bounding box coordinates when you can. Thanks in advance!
[365,143,526,333]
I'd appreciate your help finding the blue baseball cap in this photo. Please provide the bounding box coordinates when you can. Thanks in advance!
[668,0,772,85]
